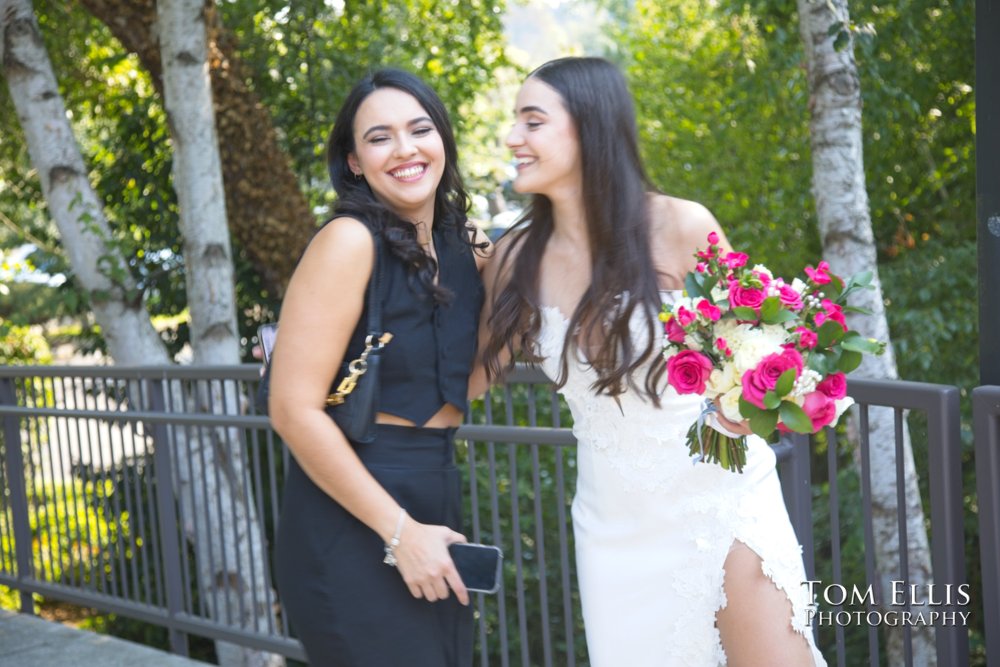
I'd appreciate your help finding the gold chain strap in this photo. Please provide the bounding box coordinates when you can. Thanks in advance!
[325,332,393,406]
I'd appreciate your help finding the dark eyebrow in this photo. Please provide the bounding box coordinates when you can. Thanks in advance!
[362,116,434,140]
[515,105,549,116]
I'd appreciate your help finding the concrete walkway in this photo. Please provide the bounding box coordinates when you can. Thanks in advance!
[0,609,213,666]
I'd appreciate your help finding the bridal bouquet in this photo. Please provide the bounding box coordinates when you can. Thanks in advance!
[660,232,885,472]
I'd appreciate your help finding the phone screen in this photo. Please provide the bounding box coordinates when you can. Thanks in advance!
[449,543,503,594]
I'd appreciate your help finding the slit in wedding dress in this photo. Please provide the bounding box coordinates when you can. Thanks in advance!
[715,539,817,667]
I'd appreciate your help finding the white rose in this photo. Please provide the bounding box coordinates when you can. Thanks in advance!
[731,328,786,375]
[718,386,745,423]
[834,396,855,419]
[706,363,739,397]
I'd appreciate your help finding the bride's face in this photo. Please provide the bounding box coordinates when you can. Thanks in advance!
[505,77,582,197]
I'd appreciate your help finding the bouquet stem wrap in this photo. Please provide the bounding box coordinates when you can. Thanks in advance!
[689,400,748,473]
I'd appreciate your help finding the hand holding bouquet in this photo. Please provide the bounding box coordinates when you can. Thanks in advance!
[660,232,885,473]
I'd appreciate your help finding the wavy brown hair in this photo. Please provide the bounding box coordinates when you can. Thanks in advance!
[482,57,668,403]
[326,68,479,303]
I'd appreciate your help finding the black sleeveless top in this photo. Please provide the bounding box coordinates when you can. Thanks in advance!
[343,224,484,425]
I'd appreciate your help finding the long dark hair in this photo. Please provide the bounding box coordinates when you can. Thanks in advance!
[483,57,667,403]
[326,68,475,302]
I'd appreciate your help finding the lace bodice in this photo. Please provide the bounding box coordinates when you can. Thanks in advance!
[536,291,709,493]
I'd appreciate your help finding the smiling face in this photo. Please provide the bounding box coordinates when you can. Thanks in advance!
[505,77,582,199]
[347,87,446,223]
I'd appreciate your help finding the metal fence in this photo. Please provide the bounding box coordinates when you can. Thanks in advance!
[0,364,991,666]
[973,385,1000,666]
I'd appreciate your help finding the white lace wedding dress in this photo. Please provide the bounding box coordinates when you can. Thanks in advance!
[537,292,827,667]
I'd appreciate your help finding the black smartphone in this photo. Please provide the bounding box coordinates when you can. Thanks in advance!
[449,542,503,594]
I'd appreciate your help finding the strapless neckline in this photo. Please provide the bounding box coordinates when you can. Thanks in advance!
[539,288,684,326]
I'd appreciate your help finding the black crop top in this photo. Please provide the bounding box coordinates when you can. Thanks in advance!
[342,224,484,425]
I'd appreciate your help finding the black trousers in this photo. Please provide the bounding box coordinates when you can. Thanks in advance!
[275,424,473,667]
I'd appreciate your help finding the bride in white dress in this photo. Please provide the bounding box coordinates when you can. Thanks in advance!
[473,57,826,666]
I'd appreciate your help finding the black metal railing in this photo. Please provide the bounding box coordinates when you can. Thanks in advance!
[0,364,990,666]
[973,385,1000,666]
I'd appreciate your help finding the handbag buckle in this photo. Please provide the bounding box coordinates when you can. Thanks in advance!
[325,331,391,406]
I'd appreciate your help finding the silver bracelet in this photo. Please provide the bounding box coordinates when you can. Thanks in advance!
[383,508,407,567]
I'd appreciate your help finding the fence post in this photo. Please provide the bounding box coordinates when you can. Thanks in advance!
[927,386,969,666]
[974,386,1000,665]
[145,377,190,657]
[0,377,35,614]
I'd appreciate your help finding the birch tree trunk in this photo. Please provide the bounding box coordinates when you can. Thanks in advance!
[78,0,316,297]
[1,0,167,365]
[3,4,282,665]
[155,2,282,666]
[796,1,936,664]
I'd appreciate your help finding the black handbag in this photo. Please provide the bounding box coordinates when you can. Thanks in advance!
[255,232,389,444]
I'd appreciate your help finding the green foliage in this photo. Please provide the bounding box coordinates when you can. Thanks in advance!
[881,242,978,390]
[0,478,117,610]
[624,0,818,278]
[851,0,976,255]
[0,322,52,365]
[220,0,511,212]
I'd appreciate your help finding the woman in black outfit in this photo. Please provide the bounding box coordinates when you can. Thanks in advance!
[269,69,489,666]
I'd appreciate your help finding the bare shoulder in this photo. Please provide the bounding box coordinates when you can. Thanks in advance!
[648,194,723,248]
[287,217,375,295]
[310,216,376,257]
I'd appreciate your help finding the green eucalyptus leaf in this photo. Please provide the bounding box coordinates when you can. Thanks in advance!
[763,389,781,410]
[749,409,779,437]
[775,368,797,397]
[817,320,846,348]
[779,400,814,434]
[837,350,863,373]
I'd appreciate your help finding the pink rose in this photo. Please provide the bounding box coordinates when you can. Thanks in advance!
[751,270,772,288]
[815,299,847,331]
[715,337,732,357]
[816,372,847,400]
[741,368,770,410]
[676,306,697,327]
[696,262,708,273]
[741,349,804,409]
[722,252,749,269]
[664,317,686,343]
[728,281,766,312]
[666,350,714,395]
[801,391,837,430]
[777,284,804,311]
[696,299,722,322]
[796,327,818,350]
[805,261,832,285]
[707,231,720,245]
